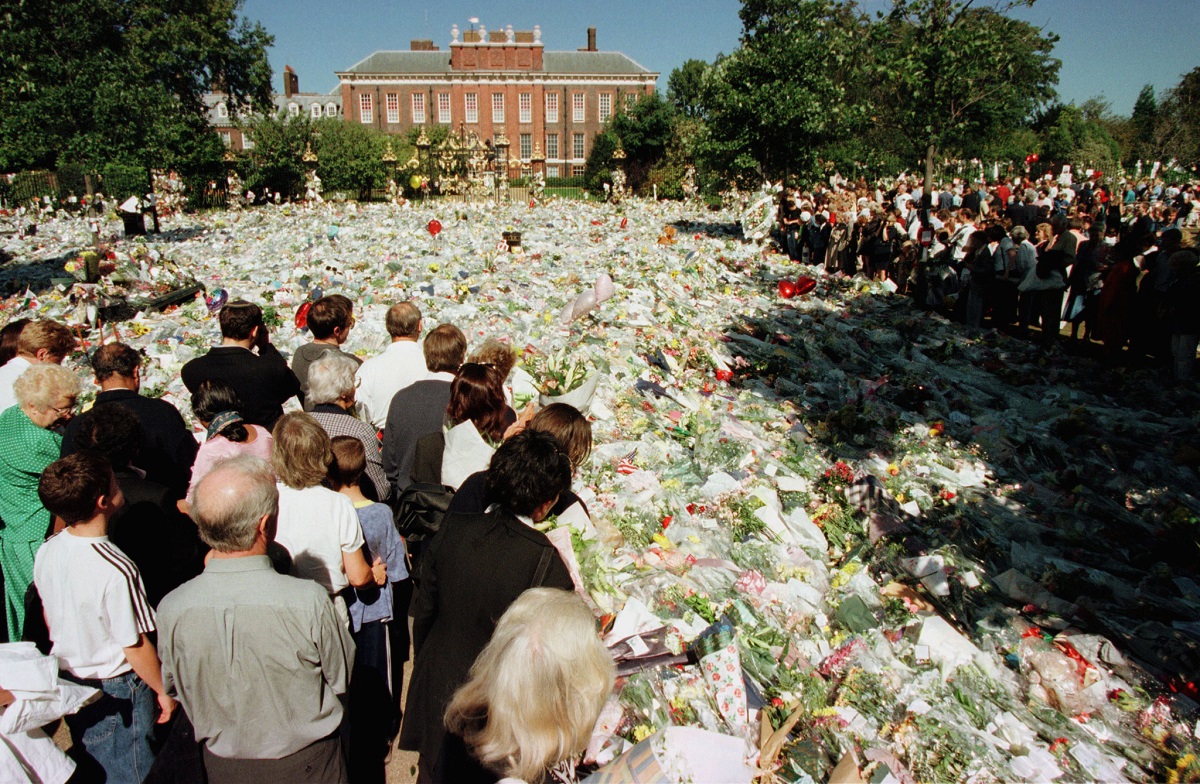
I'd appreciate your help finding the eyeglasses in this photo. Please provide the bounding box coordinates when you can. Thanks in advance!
[48,402,77,416]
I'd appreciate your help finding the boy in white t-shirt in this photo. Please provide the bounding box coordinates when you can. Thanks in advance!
[34,452,175,784]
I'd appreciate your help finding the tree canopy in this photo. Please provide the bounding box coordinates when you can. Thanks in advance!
[0,0,273,171]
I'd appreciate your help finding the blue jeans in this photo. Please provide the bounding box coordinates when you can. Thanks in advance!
[65,670,157,784]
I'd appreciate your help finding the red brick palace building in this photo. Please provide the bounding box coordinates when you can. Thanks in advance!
[335,24,658,177]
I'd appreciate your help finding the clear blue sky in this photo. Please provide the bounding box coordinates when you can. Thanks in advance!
[241,0,1199,116]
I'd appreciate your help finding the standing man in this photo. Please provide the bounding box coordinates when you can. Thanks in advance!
[61,342,198,497]
[181,301,300,431]
[291,294,361,410]
[355,302,424,430]
[157,455,354,783]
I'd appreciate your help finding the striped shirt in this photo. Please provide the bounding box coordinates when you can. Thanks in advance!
[34,530,155,680]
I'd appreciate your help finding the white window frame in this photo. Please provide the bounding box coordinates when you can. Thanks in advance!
[519,93,532,124]
[219,131,232,147]
[545,92,559,123]
[288,102,299,118]
[572,93,585,123]
[359,93,373,124]
[385,93,399,124]
[242,137,255,150]
[624,92,637,109]
[547,164,560,178]
[492,93,505,124]
[216,102,228,119]
[310,103,321,119]
[572,132,585,160]
[519,133,532,161]
[411,93,426,124]
[465,93,478,123]
[325,102,338,117]
[599,93,612,123]
[438,93,451,123]
[546,133,559,160]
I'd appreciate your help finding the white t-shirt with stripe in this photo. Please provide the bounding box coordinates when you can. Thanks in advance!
[34,529,155,680]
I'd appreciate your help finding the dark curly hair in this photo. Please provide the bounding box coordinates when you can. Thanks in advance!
[484,429,571,517]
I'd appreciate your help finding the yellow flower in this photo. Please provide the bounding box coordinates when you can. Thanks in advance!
[632,724,653,743]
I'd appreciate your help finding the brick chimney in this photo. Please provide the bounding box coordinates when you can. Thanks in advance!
[283,65,298,98]
[410,39,437,51]
[586,27,597,51]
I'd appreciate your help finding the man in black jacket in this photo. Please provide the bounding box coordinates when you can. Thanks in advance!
[62,342,198,498]
[181,301,300,431]
[399,430,574,781]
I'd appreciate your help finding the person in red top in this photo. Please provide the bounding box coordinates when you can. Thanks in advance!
[995,180,1012,209]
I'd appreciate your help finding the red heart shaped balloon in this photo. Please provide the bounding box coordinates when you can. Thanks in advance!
[620,217,628,229]
[295,301,312,330]
[796,276,816,295]
[427,219,442,238]
[778,280,798,299]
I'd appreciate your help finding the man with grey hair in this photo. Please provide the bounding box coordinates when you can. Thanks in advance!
[156,455,355,783]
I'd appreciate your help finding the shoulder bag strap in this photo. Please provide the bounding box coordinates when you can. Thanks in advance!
[531,547,553,587]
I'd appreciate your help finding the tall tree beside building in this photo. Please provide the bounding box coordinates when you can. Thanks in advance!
[700,0,870,184]
[667,59,710,119]
[870,0,1060,193]
[0,0,273,171]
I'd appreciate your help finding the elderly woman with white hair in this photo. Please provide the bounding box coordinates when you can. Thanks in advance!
[436,588,615,784]
[307,352,389,502]
[0,363,81,640]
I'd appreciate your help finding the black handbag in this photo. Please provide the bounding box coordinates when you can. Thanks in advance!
[392,481,455,544]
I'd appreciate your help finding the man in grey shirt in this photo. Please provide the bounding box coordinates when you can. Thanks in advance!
[157,455,354,783]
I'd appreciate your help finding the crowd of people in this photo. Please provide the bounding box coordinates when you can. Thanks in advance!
[0,299,609,784]
[778,172,1200,381]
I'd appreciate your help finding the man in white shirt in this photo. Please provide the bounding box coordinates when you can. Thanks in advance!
[355,302,425,429]
[0,320,76,413]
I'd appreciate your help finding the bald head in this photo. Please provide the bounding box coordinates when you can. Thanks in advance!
[190,455,278,553]
[385,302,422,340]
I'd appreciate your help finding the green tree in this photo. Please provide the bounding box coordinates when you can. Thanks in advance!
[609,92,677,193]
[700,0,870,185]
[1156,68,1200,172]
[0,0,273,172]
[1130,84,1158,163]
[583,130,619,195]
[1034,102,1120,175]
[667,59,710,119]
[873,0,1060,194]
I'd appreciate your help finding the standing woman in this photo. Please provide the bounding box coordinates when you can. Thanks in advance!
[400,431,575,781]
[0,364,80,640]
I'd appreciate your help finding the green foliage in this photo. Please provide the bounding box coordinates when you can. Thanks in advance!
[1154,67,1200,171]
[1033,102,1121,174]
[242,115,311,199]
[874,0,1060,182]
[667,59,710,119]
[701,0,869,184]
[608,92,677,194]
[1130,84,1158,164]
[0,0,273,172]
[583,130,619,195]
[312,119,392,198]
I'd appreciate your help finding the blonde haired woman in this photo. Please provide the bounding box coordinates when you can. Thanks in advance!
[436,588,614,784]
[0,364,80,639]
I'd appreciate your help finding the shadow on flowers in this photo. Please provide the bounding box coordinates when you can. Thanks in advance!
[720,260,1200,695]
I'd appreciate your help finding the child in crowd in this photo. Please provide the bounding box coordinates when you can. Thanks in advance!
[34,452,175,784]
[328,436,408,780]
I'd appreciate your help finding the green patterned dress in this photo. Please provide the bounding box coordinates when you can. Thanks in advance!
[0,404,61,640]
